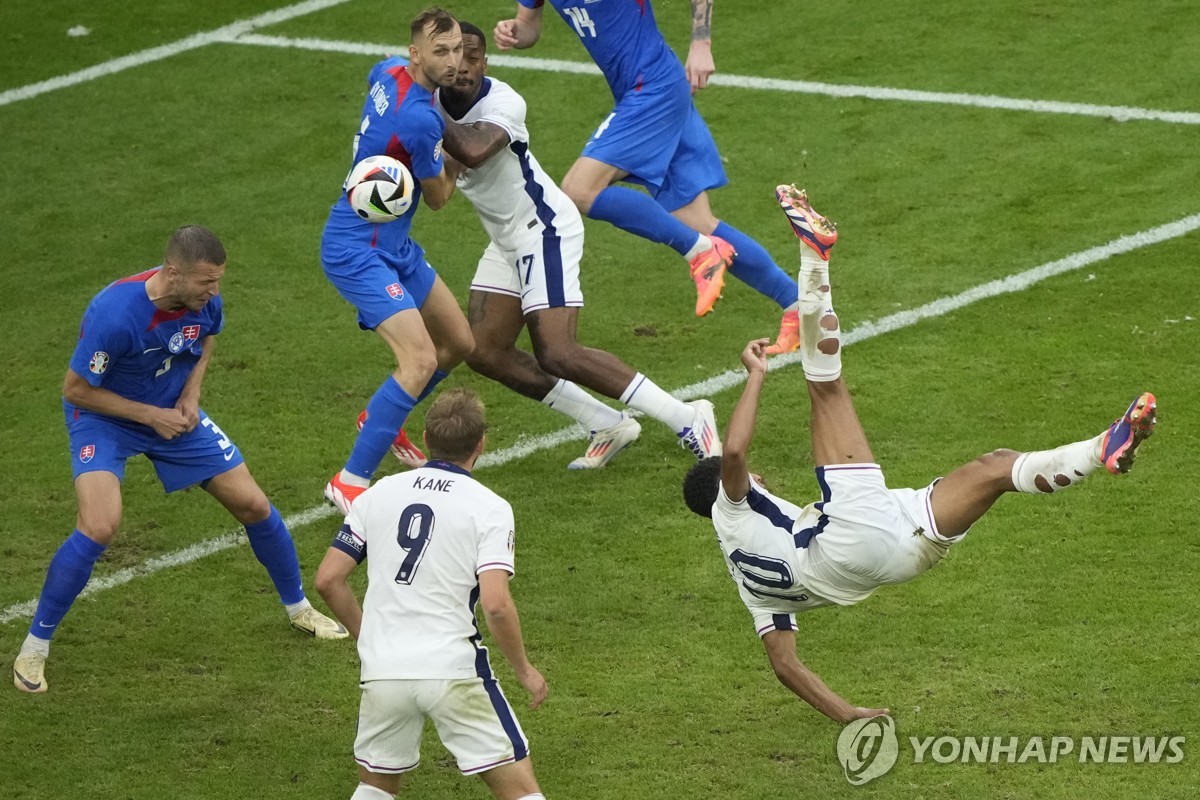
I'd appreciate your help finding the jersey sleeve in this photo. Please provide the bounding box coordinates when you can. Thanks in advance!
[399,107,446,181]
[741,586,799,639]
[68,298,132,387]
[207,295,224,337]
[331,508,368,564]
[516,0,544,8]
[477,498,516,576]
[477,84,528,144]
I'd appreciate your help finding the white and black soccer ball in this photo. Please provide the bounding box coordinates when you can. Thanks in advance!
[344,155,414,223]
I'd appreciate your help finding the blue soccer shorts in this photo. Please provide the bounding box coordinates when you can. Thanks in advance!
[582,81,728,212]
[322,247,439,331]
[68,409,245,493]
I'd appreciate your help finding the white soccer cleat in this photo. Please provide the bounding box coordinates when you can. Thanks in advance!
[289,607,350,640]
[568,414,642,470]
[678,400,722,459]
[13,650,47,694]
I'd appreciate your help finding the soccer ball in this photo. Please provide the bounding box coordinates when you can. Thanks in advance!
[344,155,414,222]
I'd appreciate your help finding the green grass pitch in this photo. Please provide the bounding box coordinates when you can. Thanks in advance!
[1,1,1198,797]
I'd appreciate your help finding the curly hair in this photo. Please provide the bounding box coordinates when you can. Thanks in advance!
[682,456,723,518]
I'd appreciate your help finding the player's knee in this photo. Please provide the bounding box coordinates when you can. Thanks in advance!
[398,346,440,385]
[560,174,598,214]
[77,518,119,545]
[531,343,575,381]
[977,449,1019,482]
[443,327,476,365]
[236,492,272,525]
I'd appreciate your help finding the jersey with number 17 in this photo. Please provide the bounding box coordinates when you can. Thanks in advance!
[65,268,223,424]
[334,461,517,681]
[520,0,683,99]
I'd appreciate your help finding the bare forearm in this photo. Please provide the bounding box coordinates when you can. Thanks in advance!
[484,604,533,673]
[179,338,214,402]
[318,580,363,640]
[775,659,857,722]
[64,381,159,426]
[690,0,713,40]
[723,371,764,458]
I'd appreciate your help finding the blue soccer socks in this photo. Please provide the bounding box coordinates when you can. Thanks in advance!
[589,186,702,256]
[346,376,418,479]
[244,505,305,606]
[714,221,798,309]
[29,530,107,640]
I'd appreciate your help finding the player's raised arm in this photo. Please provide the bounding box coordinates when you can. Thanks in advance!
[720,338,770,502]
[686,0,716,92]
[494,3,543,51]
[762,629,889,723]
[479,569,548,709]
[441,120,512,169]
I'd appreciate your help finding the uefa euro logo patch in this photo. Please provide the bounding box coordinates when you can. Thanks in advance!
[79,445,95,463]
[88,351,109,375]
[168,324,202,354]
[386,283,405,300]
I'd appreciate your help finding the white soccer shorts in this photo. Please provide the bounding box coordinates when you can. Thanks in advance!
[808,464,965,590]
[470,228,584,315]
[354,677,529,776]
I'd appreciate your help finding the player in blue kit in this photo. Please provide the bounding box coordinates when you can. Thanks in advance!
[322,7,474,513]
[494,0,806,354]
[12,225,347,695]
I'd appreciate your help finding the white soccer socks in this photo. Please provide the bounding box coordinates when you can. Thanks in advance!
[798,246,842,382]
[349,783,394,800]
[1010,434,1104,494]
[620,373,693,434]
[541,379,625,432]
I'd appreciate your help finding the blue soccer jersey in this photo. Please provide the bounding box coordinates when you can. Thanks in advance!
[65,268,223,419]
[321,58,445,266]
[520,0,683,98]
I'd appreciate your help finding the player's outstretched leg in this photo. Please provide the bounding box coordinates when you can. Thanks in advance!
[465,290,641,470]
[208,466,348,639]
[526,307,722,460]
[774,185,869,467]
[668,191,804,354]
[562,158,736,317]
[928,393,1157,538]
[15,529,108,693]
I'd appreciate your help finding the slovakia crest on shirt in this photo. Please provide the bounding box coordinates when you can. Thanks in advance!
[79,445,95,463]
[88,351,109,375]
[386,283,405,300]
[168,324,202,354]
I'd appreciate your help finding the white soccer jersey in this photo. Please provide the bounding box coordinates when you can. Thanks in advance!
[436,78,583,252]
[335,461,516,681]
[713,466,954,638]
[712,480,842,638]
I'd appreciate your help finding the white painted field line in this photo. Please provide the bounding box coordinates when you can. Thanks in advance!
[226,34,1200,126]
[5,212,1197,625]
[0,0,355,109]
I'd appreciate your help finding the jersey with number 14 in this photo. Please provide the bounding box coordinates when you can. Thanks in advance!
[65,268,223,422]
[520,0,683,99]
[334,462,517,681]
